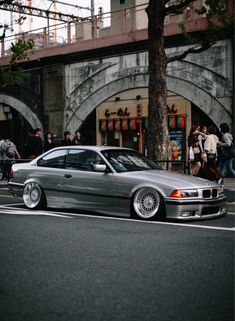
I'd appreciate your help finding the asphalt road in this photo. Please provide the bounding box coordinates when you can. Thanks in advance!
[0,196,234,321]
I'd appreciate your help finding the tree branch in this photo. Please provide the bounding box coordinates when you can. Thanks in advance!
[165,0,194,15]
[167,42,215,63]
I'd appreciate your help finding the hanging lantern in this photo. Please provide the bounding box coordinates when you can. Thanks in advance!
[108,119,114,131]
[99,119,107,132]
[129,118,137,130]
[142,117,148,129]
[115,119,121,131]
[122,119,129,130]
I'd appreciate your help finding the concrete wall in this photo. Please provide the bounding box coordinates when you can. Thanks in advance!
[42,64,66,138]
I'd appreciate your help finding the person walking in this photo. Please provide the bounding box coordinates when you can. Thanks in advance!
[198,125,208,152]
[188,125,203,176]
[199,125,223,182]
[203,125,219,167]
[44,131,55,152]
[217,123,235,177]
[0,137,21,181]
[61,131,72,146]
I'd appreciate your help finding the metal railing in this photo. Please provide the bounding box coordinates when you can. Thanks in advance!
[0,158,30,182]
[0,2,205,58]
[155,159,191,175]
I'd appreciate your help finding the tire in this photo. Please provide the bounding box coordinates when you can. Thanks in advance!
[132,187,164,220]
[23,182,46,210]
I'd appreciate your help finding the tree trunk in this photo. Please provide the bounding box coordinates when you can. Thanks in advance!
[146,0,170,161]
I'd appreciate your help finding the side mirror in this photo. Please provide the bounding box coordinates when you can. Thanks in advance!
[93,164,107,172]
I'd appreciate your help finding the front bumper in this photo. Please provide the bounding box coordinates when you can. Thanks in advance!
[165,196,227,220]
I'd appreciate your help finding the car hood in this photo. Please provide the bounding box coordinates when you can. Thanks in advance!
[123,170,218,189]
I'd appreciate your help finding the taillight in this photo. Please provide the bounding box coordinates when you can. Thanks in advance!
[9,170,13,179]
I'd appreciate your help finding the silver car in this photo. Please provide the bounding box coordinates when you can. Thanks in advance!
[8,146,227,220]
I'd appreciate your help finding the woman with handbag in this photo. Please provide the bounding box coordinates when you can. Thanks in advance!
[201,125,223,183]
[204,125,219,166]
[218,123,235,178]
[188,125,203,176]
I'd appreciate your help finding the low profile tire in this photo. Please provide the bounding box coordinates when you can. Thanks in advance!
[131,187,164,220]
[23,182,46,210]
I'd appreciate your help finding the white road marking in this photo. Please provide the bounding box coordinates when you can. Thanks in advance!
[0,205,234,232]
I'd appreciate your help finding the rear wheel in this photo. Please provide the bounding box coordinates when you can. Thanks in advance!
[132,187,164,220]
[23,182,46,209]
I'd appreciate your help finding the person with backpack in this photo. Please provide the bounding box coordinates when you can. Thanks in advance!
[0,137,21,181]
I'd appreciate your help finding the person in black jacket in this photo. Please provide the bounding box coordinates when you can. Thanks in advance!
[25,128,43,159]
[72,130,84,145]
[61,131,72,146]
[44,131,55,152]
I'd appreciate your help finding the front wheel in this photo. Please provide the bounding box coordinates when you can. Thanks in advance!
[23,182,46,210]
[131,188,164,220]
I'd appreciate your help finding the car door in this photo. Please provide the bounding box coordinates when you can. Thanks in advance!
[61,149,115,212]
[36,149,68,206]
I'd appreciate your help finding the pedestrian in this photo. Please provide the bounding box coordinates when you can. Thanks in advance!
[188,125,203,176]
[0,137,21,181]
[72,130,84,145]
[61,131,72,146]
[203,125,219,166]
[217,123,235,177]
[198,125,208,152]
[44,131,55,152]
[25,128,43,159]
[199,125,223,183]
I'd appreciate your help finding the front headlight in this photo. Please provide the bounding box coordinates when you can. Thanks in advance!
[217,187,224,196]
[170,189,199,198]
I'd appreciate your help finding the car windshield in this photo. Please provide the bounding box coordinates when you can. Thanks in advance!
[101,149,162,173]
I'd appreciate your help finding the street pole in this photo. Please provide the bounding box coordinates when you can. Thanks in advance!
[91,0,95,38]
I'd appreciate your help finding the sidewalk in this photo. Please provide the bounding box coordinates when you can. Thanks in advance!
[0,177,234,212]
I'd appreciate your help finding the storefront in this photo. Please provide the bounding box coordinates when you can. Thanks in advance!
[97,89,191,160]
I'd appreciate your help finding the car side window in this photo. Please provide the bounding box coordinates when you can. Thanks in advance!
[37,150,67,168]
[65,149,104,172]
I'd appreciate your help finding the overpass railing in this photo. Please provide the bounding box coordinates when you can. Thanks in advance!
[1,2,205,59]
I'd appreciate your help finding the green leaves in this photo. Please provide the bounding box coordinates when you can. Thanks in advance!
[0,38,34,88]
[10,39,34,63]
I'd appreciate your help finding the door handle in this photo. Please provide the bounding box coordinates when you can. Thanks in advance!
[64,174,72,178]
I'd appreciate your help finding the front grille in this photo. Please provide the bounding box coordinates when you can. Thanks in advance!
[202,189,218,199]
[201,206,220,215]
[202,189,211,198]
[212,189,218,198]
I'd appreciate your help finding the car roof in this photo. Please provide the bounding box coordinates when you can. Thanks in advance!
[54,145,134,152]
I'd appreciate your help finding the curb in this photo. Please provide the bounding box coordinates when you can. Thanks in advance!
[226,202,235,213]
[0,188,10,195]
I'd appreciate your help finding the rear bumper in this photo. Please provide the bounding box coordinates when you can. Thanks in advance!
[8,182,24,197]
[165,197,227,220]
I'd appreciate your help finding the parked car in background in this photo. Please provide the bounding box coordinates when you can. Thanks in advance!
[8,146,226,220]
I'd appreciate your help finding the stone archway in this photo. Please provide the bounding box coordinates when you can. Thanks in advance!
[64,43,232,134]
[67,73,230,132]
[0,94,43,130]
